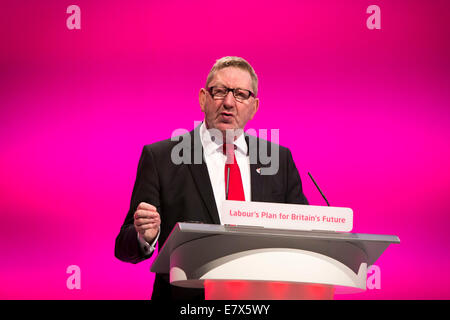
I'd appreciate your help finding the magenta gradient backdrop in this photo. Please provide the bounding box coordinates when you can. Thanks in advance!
[1,0,449,299]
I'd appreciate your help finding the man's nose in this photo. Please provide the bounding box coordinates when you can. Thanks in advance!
[223,90,236,108]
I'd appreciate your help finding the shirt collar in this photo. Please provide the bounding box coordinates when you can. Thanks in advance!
[200,121,248,157]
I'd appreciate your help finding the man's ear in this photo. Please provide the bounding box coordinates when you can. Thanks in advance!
[250,98,259,120]
[199,88,206,112]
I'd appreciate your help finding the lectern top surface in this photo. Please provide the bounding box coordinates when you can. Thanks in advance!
[177,222,399,242]
[150,222,400,274]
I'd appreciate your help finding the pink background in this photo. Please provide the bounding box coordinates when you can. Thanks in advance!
[1,0,449,299]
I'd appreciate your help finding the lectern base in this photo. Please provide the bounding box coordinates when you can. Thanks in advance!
[204,280,335,300]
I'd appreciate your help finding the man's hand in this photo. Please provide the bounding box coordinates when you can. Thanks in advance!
[134,202,161,243]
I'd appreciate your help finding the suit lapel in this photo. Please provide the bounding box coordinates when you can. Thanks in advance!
[187,126,221,224]
[246,134,267,202]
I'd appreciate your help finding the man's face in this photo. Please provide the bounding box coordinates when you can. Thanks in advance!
[199,67,259,137]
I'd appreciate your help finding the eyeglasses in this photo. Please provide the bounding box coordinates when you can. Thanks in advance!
[207,86,255,102]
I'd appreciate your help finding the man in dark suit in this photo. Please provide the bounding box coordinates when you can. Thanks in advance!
[115,56,308,300]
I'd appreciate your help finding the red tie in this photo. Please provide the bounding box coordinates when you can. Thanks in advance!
[223,144,245,201]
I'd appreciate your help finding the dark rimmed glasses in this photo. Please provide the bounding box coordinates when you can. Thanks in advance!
[207,86,255,102]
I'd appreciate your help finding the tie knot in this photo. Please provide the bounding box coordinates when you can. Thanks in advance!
[222,144,237,163]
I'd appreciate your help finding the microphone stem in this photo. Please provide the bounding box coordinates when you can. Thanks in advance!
[308,172,330,206]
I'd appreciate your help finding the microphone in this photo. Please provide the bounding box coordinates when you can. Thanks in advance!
[307,172,330,206]
[225,166,230,200]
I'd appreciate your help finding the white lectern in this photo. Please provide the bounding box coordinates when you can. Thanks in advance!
[151,223,400,300]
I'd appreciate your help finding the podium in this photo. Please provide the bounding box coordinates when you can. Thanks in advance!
[151,223,400,300]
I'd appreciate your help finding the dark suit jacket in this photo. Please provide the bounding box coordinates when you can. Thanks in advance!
[115,126,308,300]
